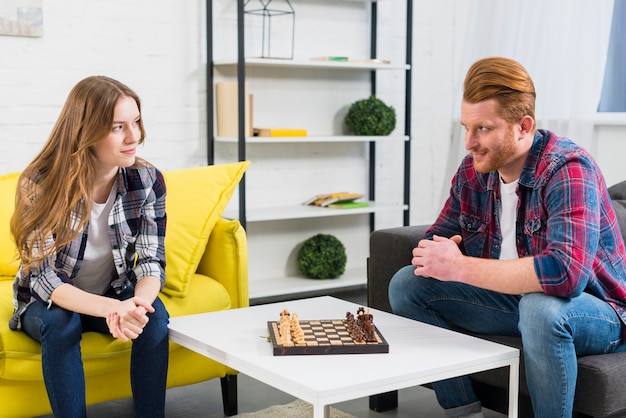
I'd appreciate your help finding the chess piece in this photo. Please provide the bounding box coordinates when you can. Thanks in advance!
[352,325,365,343]
[290,312,300,329]
[280,308,291,320]
[290,312,305,344]
[279,318,293,346]
[279,308,293,346]
[362,313,377,342]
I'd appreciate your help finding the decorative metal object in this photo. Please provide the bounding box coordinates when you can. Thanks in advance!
[244,0,295,60]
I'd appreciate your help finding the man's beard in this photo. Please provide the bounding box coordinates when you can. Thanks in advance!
[471,128,517,173]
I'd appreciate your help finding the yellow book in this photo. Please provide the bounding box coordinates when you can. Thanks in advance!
[254,127,307,137]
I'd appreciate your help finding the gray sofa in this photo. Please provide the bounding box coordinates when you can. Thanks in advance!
[367,180,626,418]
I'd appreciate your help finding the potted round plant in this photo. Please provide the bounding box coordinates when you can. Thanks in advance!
[297,234,347,280]
[345,95,396,136]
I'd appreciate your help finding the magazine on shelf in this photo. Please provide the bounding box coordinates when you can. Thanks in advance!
[303,192,364,207]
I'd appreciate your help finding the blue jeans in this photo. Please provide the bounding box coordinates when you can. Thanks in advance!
[388,265,626,418]
[21,286,170,418]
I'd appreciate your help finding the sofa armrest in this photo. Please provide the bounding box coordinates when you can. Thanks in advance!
[197,218,249,309]
[367,225,429,313]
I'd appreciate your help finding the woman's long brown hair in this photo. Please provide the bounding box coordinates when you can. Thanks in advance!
[11,76,147,269]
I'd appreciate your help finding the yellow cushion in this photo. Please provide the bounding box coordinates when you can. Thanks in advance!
[197,217,249,307]
[0,172,20,278]
[161,162,250,297]
[160,273,232,317]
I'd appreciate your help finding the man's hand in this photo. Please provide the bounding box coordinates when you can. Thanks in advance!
[412,234,463,281]
[412,234,544,294]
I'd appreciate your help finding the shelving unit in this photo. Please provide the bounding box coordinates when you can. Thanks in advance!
[207,0,412,301]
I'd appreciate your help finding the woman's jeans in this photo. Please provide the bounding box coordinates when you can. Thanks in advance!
[21,286,170,418]
[389,265,626,418]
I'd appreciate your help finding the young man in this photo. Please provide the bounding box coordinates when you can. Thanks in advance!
[388,57,626,418]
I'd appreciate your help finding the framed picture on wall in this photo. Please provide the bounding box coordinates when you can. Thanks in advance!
[0,0,42,37]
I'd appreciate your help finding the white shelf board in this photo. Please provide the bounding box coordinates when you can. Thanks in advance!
[223,201,407,222]
[215,135,409,143]
[214,57,409,71]
[249,266,367,300]
[595,112,626,126]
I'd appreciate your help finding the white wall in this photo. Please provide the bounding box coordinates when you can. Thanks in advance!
[0,0,464,228]
[1,0,625,265]
[0,1,208,172]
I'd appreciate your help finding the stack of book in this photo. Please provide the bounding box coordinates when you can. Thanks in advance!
[303,192,368,209]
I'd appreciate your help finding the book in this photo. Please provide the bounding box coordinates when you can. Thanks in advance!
[310,56,349,62]
[216,82,253,137]
[303,192,364,207]
[310,57,391,64]
[254,127,307,137]
[327,201,369,209]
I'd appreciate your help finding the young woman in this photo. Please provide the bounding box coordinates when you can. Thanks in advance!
[9,76,169,418]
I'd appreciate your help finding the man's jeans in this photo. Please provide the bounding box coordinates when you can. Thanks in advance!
[389,265,626,418]
[21,286,170,418]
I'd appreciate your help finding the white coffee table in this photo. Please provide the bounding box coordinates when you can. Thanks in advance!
[168,296,520,418]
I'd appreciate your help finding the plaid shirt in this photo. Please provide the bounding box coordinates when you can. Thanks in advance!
[427,129,626,329]
[10,165,166,330]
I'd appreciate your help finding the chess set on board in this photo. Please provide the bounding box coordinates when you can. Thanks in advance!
[267,307,389,356]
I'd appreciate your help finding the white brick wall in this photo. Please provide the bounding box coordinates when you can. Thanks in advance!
[0,0,207,172]
[0,0,467,227]
[3,1,623,230]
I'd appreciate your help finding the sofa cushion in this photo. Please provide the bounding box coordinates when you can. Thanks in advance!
[608,180,626,241]
[0,172,20,279]
[160,273,232,317]
[574,351,626,416]
[161,162,249,297]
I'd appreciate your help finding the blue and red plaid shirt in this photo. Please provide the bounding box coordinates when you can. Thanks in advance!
[10,165,166,330]
[427,129,626,330]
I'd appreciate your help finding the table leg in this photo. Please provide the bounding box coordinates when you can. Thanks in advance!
[312,403,331,418]
[508,357,520,418]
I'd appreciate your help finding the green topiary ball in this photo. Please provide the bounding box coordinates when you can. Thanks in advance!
[297,234,347,280]
[345,95,396,136]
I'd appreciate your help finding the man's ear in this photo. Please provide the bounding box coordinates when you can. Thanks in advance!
[519,115,535,137]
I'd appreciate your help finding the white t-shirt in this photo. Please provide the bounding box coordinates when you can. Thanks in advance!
[498,177,520,260]
[73,183,117,295]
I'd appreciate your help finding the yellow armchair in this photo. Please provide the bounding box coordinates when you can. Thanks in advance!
[0,162,249,418]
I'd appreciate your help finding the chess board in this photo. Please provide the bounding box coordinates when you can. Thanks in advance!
[267,319,389,356]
